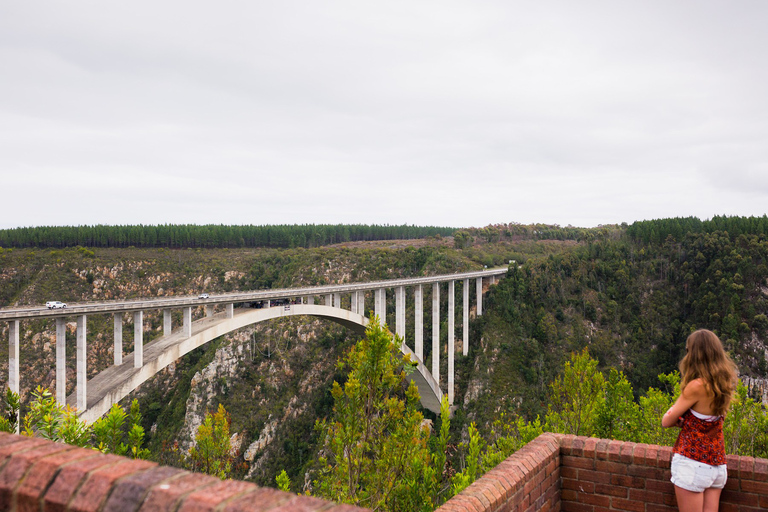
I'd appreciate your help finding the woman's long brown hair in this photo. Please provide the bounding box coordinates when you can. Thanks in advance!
[679,329,738,416]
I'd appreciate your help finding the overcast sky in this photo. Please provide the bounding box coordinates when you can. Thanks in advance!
[2,1,768,229]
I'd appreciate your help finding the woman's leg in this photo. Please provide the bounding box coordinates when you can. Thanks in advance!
[702,488,722,512]
[674,485,703,512]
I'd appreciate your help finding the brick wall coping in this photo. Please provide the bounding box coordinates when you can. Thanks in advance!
[0,432,367,512]
[3,430,767,512]
[438,433,768,512]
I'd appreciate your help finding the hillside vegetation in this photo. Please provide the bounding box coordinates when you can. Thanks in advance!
[1,217,766,494]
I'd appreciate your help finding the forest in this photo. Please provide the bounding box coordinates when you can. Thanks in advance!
[1,216,767,510]
[0,223,455,249]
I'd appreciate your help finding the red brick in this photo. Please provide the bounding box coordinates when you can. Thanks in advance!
[268,494,341,511]
[68,458,155,512]
[741,479,768,494]
[177,479,256,512]
[593,483,626,498]
[657,446,673,468]
[16,447,99,512]
[560,435,576,455]
[595,460,626,475]
[610,474,645,489]
[560,502,593,512]
[753,457,767,482]
[643,444,660,466]
[571,438,585,457]
[631,444,646,464]
[723,476,739,491]
[546,458,558,477]
[606,440,622,462]
[645,505,678,512]
[560,466,578,479]
[484,468,515,499]
[583,438,597,459]
[0,437,48,461]
[221,488,294,512]
[102,465,183,511]
[720,489,759,506]
[628,488,666,504]
[646,478,674,493]
[594,438,610,458]
[578,469,612,485]
[619,442,635,464]
[740,456,756,480]
[562,456,595,470]
[478,481,501,509]
[611,496,645,512]
[465,485,492,510]
[0,441,74,510]
[499,459,528,486]
[44,453,125,512]
[139,472,220,512]
[627,464,666,480]
[441,494,484,512]
[579,493,610,507]
[562,478,594,494]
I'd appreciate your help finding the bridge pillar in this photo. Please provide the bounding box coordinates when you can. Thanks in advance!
[463,278,469,356]
[205,305,214,318]
[226,304,234,319]
[183,307,192,338]
[395,286,405,341]
[164,310,172,337]
[448,280,455,404]
[114,314,123,365]
[8,319,19,394]
[307,296,314,305]
[77,315,87,412]
[334,293,341,309]
[476,277,483,316]
[414,284,423,360]
[56,318,66,406]
[432,283,440,383]
[350,292,358,314]
[358,292,365,317]
[375,288,386,325]
[325,294,332,306]
[134,311,143,368]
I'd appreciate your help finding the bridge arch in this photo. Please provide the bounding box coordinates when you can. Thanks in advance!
[72,304,443,424]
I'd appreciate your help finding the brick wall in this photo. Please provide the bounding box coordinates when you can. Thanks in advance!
[438,433,768,512]
[0,432,366,512]
[2,429,767,512]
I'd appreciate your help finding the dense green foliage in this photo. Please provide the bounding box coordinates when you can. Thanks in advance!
[312,319,447,512]
[0,387,150,458]
[0,224,455,249]
[189,404,234,479]
[627,215,768,244]
[466,219,768,433]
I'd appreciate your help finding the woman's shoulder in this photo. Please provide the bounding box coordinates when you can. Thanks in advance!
[682,378,710,399]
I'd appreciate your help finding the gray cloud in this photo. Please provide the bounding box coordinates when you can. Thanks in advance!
[2,1,768,229]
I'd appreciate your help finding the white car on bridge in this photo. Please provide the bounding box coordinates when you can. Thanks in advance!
[46,301,67,309]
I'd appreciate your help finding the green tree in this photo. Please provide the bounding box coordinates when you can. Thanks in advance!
[594,369,641,441]
[545,348,605,436]
[723,381,768,458]
[0,389,20,434]
[313,318,436,512]
[22,387,91,447]
[189,403,233,479]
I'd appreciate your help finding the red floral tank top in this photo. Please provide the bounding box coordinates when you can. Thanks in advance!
[673,410,726,465]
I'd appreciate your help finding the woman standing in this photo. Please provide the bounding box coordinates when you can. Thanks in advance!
[662,329,738,512]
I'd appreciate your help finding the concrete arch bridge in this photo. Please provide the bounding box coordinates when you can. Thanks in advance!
[0,268,507,423]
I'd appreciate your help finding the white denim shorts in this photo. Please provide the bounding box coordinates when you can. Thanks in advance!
[671,453,727,492]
